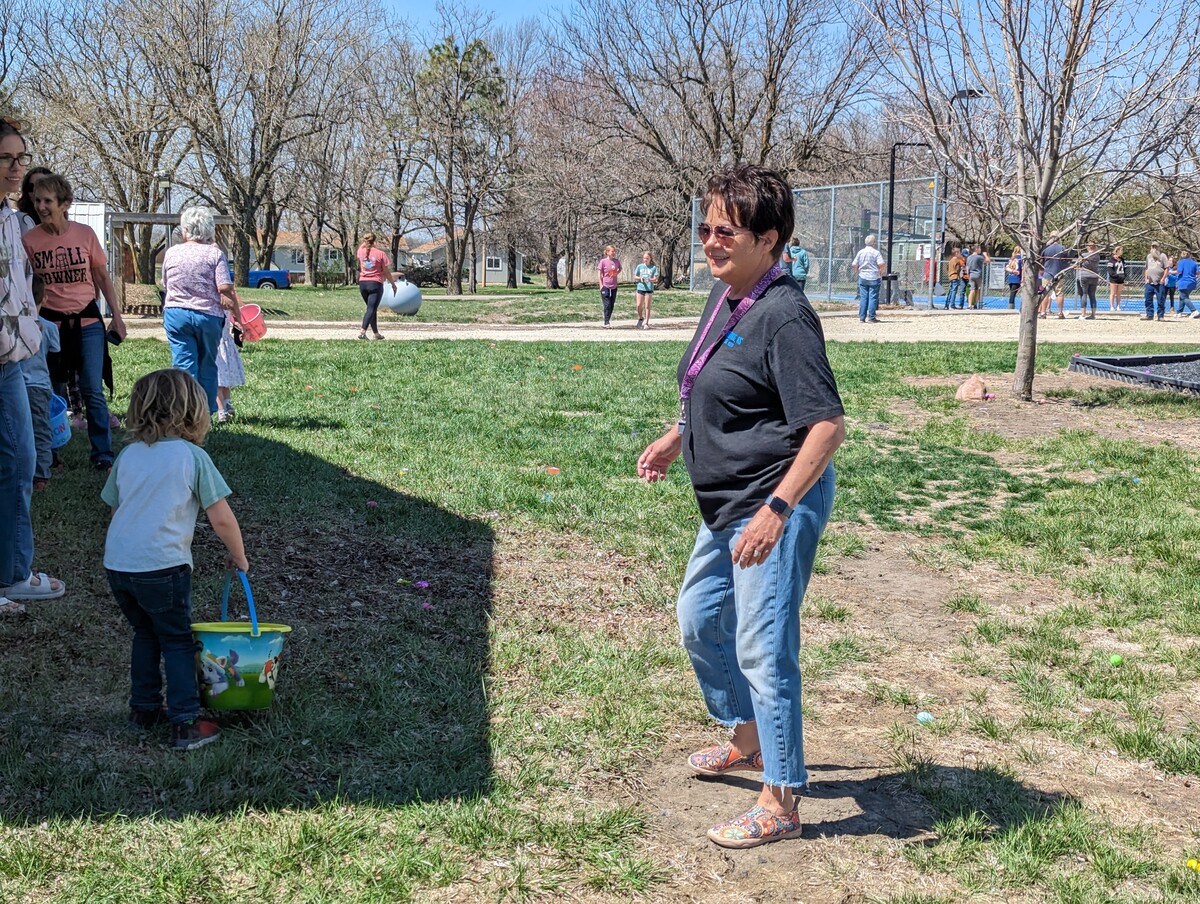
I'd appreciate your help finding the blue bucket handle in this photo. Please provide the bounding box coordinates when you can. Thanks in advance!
[220,569,260,637]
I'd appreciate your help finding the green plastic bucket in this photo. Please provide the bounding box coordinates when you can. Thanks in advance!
[192,571,291,711]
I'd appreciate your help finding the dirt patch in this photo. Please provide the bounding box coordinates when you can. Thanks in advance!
[907,370,1200,454]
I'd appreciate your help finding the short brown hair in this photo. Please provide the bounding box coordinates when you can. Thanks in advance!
[702,164,793,257]
[32,173,72,206]
[125,369,212,445]
[361,233,376,246]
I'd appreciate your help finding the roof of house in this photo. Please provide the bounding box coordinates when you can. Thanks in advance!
[409,230,517,256]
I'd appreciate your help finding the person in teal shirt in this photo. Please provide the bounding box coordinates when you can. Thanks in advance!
[783,237,809,291]
[633,251,659,329]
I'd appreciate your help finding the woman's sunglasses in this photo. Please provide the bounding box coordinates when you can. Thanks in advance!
[697,223,755,242]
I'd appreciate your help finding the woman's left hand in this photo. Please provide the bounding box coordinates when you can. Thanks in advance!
[108,317,127,341]
[732,506,786,569]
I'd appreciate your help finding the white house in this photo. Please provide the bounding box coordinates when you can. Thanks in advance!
[409,232,526,286]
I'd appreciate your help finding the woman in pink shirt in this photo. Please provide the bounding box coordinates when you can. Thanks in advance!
[356,233,397,340]
[598,245,621,327]
[23,173,126,471]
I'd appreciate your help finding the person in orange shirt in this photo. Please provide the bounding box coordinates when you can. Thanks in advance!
[22,173,125,471]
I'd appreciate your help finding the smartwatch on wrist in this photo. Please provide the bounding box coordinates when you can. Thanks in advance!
[764,494,793,518]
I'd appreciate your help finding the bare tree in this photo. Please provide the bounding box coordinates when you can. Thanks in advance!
[24,0,183,284]
[516,70,615,290]
[0,1,27,117]
[877,0,1200,398]
[1154,136,1200,251]
[411,7,509,295]
[133,0,369,285]
[545,0,873,277]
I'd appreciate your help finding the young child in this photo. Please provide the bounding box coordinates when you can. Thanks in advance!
[633,251,659,330]
[102,369,249,750]
[20,276,60,489]
[215,312,245,423]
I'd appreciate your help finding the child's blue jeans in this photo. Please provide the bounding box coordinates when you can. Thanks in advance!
[676,464,835,789]
[107,564,201,724]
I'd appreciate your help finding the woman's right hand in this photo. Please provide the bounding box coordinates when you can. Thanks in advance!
[637,428,682,482]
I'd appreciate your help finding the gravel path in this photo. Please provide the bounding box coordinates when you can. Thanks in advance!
[122,308,1200,344]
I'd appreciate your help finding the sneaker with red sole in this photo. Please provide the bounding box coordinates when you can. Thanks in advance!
[171,718,221,750]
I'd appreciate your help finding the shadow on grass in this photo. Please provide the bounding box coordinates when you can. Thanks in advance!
[704,761,1074,842]
[0,428,493,823]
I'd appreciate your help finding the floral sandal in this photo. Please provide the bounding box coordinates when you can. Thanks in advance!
[0,598,26,616]
[687,743,764,776]
[707,805,804,848]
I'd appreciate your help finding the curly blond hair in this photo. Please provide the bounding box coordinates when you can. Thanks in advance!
[125,369,212,445]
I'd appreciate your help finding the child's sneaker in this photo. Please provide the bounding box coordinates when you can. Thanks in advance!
[171,718,221,750]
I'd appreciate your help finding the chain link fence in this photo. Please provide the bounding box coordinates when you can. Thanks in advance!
[690,176,945,305]
[936,258,1155,311]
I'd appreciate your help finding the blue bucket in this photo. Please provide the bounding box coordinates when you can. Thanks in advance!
[49,394,71,449]
[192,571,291,711]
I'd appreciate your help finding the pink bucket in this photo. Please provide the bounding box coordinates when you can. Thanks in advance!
[239,304,267,341]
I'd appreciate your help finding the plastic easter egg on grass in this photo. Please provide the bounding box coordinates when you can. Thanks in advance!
[381,279,422,315]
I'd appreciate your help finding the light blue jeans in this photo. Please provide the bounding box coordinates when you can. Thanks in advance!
[677,464,835,788]
[858,279,881,321]
[164,307,225,412]
[1178,288,1197,315]
[0,361,35,587]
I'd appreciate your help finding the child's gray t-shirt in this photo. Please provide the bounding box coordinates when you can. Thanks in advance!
[102,438,231,572]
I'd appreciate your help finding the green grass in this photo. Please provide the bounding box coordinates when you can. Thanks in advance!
[3,339,1199,902]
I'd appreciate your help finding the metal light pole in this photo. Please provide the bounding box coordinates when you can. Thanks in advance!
[941,88,983,299]
[157,173,172,249]
[884,142,931,306]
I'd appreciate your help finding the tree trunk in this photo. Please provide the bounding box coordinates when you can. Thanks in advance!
[135,225,156,284]
[1012,267,1043,400]
[506,241,517,288]
[564,217,577,292]
[547,234,560,288]
[469,230,478,294]
[445,224,463,295]
[233,205,254,287]
[258,199,282,269]
[300,220,320,287]
[661,234,678,288]
[390,231,403,273]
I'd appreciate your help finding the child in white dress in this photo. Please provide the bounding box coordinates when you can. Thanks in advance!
[215,313,245,423]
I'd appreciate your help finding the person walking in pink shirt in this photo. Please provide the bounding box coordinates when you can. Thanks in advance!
[598,245,621,327]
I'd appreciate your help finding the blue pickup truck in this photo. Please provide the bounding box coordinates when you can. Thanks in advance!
[230,266,292,290]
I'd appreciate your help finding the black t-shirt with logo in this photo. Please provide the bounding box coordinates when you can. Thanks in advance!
[676,276,844,530]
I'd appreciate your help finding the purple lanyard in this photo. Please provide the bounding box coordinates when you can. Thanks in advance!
[678,265,781,434]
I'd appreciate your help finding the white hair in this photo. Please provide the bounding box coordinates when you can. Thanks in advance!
[179,206,216,243]
[864,234,878,248]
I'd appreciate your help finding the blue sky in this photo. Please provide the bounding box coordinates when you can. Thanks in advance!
[390,0,562,27]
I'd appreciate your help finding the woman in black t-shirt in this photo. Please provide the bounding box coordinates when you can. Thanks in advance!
[1108,245,1126,312]
[637,164,844,849]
